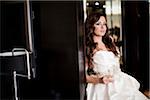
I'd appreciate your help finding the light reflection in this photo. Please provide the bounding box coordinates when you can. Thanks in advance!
[106,0,121,15]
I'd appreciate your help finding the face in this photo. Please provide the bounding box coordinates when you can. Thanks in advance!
[93,16,107,36]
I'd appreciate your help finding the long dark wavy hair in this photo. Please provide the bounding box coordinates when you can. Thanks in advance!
[85,12,118,69]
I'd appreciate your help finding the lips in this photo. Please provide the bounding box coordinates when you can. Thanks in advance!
[100,31,105,33]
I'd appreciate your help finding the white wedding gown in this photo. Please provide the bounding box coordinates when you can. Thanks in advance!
[86,50,149,100]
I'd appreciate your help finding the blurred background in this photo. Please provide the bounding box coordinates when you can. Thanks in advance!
[0,0,149,99]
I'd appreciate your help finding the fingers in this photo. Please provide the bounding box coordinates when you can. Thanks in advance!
[102,76,110,84]
[108,76,114,82]
[102,75,114,84]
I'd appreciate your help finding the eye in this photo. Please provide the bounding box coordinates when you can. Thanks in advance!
[95,23,100,25]
[104,23,107,26]
[95,22,107,26]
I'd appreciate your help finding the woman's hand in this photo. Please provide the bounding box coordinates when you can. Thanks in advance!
[86,74,100,84]
[100,75,114,84]
[86,74,114,85]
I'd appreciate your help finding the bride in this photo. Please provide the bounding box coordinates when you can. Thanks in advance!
[85,12,149,100]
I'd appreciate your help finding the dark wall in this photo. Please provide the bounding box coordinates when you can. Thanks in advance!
[31,1,85,99]
[0,1,28,52]
[121,1,149,91]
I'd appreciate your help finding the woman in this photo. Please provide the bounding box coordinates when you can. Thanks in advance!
[85,12,148,100]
